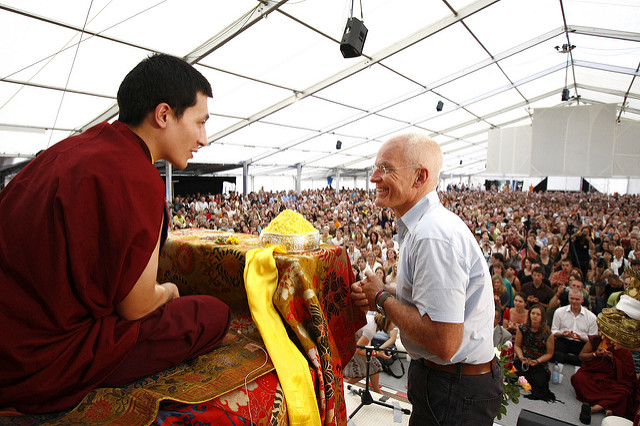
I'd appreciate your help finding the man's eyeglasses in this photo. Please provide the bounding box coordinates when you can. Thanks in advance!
[370,164,420,175]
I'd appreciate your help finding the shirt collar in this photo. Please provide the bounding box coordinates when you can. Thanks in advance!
[564,304,584,315]
[398,190,439,231]
[397,190,439,243]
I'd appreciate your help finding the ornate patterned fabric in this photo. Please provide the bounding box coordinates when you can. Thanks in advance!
[245,245,321,425]
[0,229,364,425]
[153,371,288,426]
[157,229,366,425]
[0,332,275,425]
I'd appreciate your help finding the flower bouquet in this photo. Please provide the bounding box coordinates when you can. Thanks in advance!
[495,341,531,419]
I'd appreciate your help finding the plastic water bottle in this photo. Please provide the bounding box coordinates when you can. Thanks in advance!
[552,362,560,384]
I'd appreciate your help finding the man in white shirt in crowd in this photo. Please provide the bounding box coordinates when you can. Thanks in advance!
[551,289,598,366]
[346,238,361,265]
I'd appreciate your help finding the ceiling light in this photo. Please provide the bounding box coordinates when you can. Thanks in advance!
[554,44,576,53]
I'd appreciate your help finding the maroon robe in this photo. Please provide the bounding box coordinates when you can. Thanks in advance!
[0,121,165,413]
[571,335,637,417]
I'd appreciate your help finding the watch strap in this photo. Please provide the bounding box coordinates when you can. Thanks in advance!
[376,291,393,315]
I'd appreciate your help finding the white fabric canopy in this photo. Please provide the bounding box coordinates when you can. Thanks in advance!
[0,0,638,189]
[530,103,616,177]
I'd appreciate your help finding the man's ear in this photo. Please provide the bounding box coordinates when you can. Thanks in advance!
[154,103,171,129]
[415,168,428,187]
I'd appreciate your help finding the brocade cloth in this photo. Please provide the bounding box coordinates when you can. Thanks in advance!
[157,229,365,425]
[0,229,364,425]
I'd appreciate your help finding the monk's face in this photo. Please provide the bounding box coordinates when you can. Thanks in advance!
[163,92,209,169]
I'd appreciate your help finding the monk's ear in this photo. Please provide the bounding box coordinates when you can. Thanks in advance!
[153,103,172,129]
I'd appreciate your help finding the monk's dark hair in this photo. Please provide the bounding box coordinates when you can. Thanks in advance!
[117,53,212,126]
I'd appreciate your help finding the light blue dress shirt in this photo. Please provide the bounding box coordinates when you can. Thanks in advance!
[396,190,495,364]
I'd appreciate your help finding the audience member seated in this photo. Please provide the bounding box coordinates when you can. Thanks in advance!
[367,230,381,250]
[611,245,629,277]
[352,265,360,282]
[494,235,507,257]
[551,258,574,290]
[538,245,555,279]
[590,256,615,315]
[343,313,393,393]
[493,274,510,312]
[514,304,557,402]
[518,257,536,285]
[365,251,382,274]
[520,234,540,269]
[353,230,368,252]
[549,274,591,310]
[571,334,637,424]
[320,226,333,244]
[356,256,368,280]
[492,261,515,308]
[506,244,523,272]
[522,266,555,309]
[386,263,398,288]
[331,228,344,246]
[503,292,529,335]
[551,289,598,365]
[370,314,401,370]
[381,232,398,257]
[375,266,387,286]
[494,306,512,347]
[370,244,384,265]
[384,248,397,274]
[547,273,591,323]
[505,265,522,293]
[346,239,362,265]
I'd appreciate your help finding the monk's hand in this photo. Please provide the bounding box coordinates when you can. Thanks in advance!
[161,282,180,302]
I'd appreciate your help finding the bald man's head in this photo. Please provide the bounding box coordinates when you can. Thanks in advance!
[371,133,443,216]
[386,133,443,191]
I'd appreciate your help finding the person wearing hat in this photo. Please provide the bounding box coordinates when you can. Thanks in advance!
[595,268,640,426]
[571,333,636,424]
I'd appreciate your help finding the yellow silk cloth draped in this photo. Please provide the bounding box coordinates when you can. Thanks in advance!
[244,246,321,426]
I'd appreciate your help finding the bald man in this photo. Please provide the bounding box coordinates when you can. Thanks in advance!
[351,134,502,425]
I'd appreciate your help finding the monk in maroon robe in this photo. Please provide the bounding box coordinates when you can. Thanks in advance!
[571,334,637,418]
[0,54,230,414]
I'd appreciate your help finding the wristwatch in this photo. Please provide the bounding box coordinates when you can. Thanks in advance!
[376,291,394,316]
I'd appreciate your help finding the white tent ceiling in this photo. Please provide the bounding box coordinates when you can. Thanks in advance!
[0,0,639,187]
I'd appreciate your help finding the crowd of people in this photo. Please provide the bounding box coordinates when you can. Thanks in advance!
[170,186,640,423]
[170,187,640,302]
[4,50,635,423]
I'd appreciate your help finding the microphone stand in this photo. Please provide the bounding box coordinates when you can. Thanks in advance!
[347,345,411,420]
